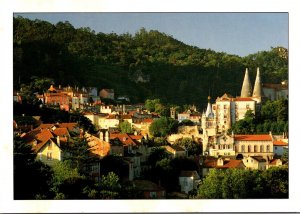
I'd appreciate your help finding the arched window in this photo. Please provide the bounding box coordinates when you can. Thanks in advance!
[248,145,251,153]
[260,145,264,152]
[254,145,257,153]
[241,145,245,153]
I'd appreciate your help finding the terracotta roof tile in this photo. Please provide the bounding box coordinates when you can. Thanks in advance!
[273,141,288,146]
[142,118,153,123]
[110,133,136,146]
[121,114,132,120]
[203,158,217,168]
[234,97,255,102]
[130,135,143,140]
[217,160,245,169]
[234,134,272,141]
[52,128,69,137]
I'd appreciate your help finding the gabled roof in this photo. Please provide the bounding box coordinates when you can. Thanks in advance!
[52,128,69,137]
[34,122,78,132]
[26,129,55,153]
[110,133,136,146]
[234,134,272,141]
[269,159,282,165]
[217,160,245,169]
[216,93,234,102]
[203,158,217,168]
[273,140,288,146]
[251,156,266,162]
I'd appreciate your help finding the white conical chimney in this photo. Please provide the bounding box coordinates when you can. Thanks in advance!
[241,68,252,97]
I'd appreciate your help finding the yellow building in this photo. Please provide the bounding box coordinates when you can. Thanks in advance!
[23,129,62,166]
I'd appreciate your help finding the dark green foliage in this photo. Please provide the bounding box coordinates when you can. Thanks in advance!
[60,137,98,176]
[100,155,129,180]
[119,120,133,134]
[149,117,178,137]
[147,147,169,167]
[196,167,288,199]
[14,17,288,109]
[174,137,201,156]
[14,137,53,199]
[99,172,121,199]
[179,119,195,126]
[229,99,288,135]
[145,156,198,192]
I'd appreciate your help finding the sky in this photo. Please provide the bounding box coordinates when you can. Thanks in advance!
[14,12,288,57]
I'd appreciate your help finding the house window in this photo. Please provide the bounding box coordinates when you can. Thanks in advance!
[150,192,157,198]
[275,147,277,150]
[260,145,264,152]
[47,152,52,160]
[248,145,251,153]
[48,141,52,150]
[267,145,270,153]
[241,145,245,153]
[254,145,257,153]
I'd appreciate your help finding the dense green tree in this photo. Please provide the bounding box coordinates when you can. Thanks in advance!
[14,136,53,199]
[261,166,288,198]
[50,160,96,199]
[100,155,129,179]
[119,120,133,134]
[196,167,288,199]
[14,17,288,109]
[99,172,121,199]
[174,137,201,156]
[149,117,178,137]
[60,137,98,176]
[179,119,194,126]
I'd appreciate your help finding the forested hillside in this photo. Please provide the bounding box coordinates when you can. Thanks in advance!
[13,16,288,109]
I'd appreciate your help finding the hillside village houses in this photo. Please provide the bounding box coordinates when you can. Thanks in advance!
[14,67,288,195]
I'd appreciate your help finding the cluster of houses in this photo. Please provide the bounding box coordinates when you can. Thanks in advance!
[13,67,288,198]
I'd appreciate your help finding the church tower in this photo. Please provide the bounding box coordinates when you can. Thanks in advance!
[240,68,252,97]
[252,67,263,103]
[201,96,217,155]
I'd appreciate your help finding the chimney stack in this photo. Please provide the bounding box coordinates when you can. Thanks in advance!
[240,68,252,97]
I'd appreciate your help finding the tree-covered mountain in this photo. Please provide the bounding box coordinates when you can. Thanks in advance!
[13,16,288,110]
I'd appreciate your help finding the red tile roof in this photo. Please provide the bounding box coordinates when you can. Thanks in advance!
[234,97,255,102]
[217,160,245,169]
[110,133,136,146]
[273,140,288,146]
[29,129,55,152]
[52,128,69,137]
[203,158,217,168]
[142,118,153,123]
[234,134,272,141]
[269,159,281,165]
[130,135,144,140]
[121,114,132,120]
